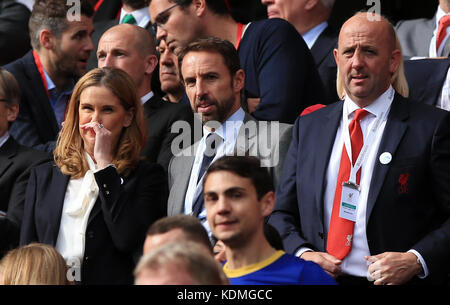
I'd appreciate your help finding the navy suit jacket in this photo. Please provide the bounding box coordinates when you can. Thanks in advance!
[269,95,450,283]
[0,136,51,257]
[311,25,339,105]
[4,51,65,152]
[239,18,326,124]
[404,58,450,107]
[20,160,168,284]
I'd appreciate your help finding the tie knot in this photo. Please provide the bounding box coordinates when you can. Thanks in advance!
[439,14,450,27]
[353,109,369,122]
[122,14,137,24]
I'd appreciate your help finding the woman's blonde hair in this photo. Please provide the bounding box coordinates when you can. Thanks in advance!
[0,243,68,285]
[54,67,147,178]
[336,13,409,100]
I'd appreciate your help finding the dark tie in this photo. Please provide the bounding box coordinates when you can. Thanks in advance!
[192,132,222,217]
[122,14,136,24]
[326,109,369,259]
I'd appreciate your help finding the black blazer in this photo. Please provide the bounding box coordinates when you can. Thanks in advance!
[0,137,51,257]
[141,94,196,173]
[404,58,450,107]
[4,51,64,152]
[269,94,450,284]
[20,160,168,284]
[0,0,31,66]
[311,25,339,104]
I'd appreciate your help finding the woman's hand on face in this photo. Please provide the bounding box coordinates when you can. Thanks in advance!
[80,121,114,169]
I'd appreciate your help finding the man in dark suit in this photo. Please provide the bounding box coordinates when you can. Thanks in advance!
[269,12,450,285]
[168,38,292,243]
[396,0,450,58]
[0,67,51,258]
[261,0,339,103]
[4,0,95,152]
[404,57,450,110]
[97,24,194,172]
[0,0,31,66]
[149,0,325,124]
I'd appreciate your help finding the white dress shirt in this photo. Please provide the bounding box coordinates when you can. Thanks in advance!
[119,6,151,28]
[140,90,154,105]
[184,108,245,234]
[55,153,100,274]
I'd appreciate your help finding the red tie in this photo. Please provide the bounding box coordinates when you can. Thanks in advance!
[327,109,369,260]
[436,15,450,53]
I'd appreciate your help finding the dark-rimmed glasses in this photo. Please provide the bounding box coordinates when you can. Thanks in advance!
[151,3,180,34]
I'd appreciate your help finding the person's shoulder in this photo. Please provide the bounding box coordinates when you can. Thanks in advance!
[395,16,435,32]
[246,18,299,39]
[3,50,31,74]
[15,143,53,164]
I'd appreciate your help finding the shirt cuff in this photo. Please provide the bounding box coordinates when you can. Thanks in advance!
[295,247,314,258]
[408,249,429,279]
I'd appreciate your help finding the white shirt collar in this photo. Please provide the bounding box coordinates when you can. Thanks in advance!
[0,132,10,148]
[202,107,245,143]
[302,21,328,49]
[120,6,151,28]
[435,5,450,28]
[141,91,154,105]
[344,85,394,119]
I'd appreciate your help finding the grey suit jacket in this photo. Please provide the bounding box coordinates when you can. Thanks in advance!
[395,16,437,58]
[167,113,293,216]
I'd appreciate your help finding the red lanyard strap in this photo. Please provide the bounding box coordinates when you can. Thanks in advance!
[236,22,244,50]
[32,50,49,97]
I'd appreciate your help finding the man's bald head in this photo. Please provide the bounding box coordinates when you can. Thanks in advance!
[334,11,404,106]
[97,24,158,97]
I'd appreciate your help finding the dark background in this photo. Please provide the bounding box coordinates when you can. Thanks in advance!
[232,0,439,27]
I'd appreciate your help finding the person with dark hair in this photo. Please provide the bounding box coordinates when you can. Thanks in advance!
[96,24,195,173]
[149,0,326,124]
[143,215,212,254]
[168,37,292,241]
[203,155,336,285]
[0,67,51,258]
[20,67,168,284]
[4,0,95,152]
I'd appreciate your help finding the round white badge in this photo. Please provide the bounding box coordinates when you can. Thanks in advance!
[379,152,392,165]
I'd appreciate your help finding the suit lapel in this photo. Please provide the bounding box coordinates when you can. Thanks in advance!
[23,51,59,135]
[48,167,71,244]
[366,95,409,220]
[0,137,17,177]
[143,94,164,118]
[311,26,337,66]
[235,113,258,155]
[315,103,343,221]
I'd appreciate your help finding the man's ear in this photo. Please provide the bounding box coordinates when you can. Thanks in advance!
[6,103,19,123]
[192,0,207,17]
[233,69,245,93]
[260,191,275,218]
[144,54,159,76]
[305,0,320,11]
[39,29,55,50]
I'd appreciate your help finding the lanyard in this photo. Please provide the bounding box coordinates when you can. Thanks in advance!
[236,22,244,50]
[32,50,50,97]
[342,88,393,184]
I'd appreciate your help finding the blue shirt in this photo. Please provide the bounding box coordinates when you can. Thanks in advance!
[224,250,337,285]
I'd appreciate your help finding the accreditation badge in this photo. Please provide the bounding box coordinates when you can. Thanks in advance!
[339,181,360,222]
